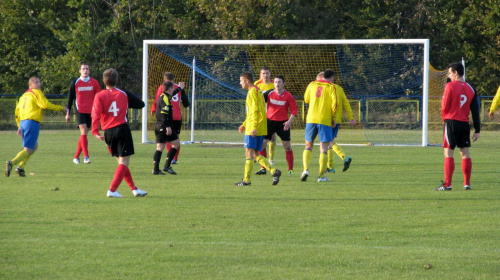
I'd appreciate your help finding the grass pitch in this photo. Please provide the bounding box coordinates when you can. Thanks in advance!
[1,129,499,279]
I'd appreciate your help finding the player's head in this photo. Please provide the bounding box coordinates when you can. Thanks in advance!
[164,72,174,82]
[79,63,90,78]
[447,62,464,82]
[323,69,335,81]
[103,68,118,87]
[163,81,175,95]
[240,72,254,89]
[316,72,324,81]
[28,76,41,90]
[259,67,271,82]
[274,75,285,91]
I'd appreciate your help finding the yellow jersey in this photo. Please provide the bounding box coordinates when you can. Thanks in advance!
[333,84,353,123]
[489,86,500,113]
[242,86,267,136]
[304,80,337,126]
[254,79,274,92]
[15,88,64,127]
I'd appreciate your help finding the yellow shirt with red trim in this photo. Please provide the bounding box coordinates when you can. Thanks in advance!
[254,79,274,92]
[304,80,337,126]
[15,88,64,127]
[333,84,353,123]
[242,86,267,136]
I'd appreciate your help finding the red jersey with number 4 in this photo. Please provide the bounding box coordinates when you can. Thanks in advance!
[265,90,298,121]
[92,88,129,135]
[441,81,475,122]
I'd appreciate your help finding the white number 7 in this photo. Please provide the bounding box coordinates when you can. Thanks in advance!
[108,101,119,116]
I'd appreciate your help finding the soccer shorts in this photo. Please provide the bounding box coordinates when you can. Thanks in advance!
[265,119,291,141]
[172,120,182,135]
[154,122,179,143]
[305,123,333,143]
[20,119,40,150]
[104,123,135,157]
[244,135,264,151]
[443,120,471,149]
[332,123,340,139]
[75,112,92,128]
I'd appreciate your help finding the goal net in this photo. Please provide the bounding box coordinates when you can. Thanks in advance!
[142,40,445,146]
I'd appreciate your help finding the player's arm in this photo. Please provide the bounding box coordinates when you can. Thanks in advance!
[330,85,337,126]
[470,89,481,138]
[35,91,66,112]
[262,89,273,103]
[248,88,259,134]
[91,96,104,140]
[180,88,190,108]
[125,90,145,109]
[441,84,452,121]
[66,80,76,115]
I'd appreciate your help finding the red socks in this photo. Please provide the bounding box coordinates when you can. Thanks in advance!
[74,135,89,158]
[443,157,455,187]
[286,150,294,171]
[110,164,137,191]
[462,158,472,186]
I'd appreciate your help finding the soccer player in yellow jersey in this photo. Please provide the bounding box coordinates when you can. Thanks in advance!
[235,72,282,186]
[254,67,278,167]
[488,85,500,118]
[316,72,356,173]
[301,69,337,182]
[5,76,68,177]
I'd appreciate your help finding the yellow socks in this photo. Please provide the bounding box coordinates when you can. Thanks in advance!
[12,150,29,166]
[332,143,346,160]
[244,158,253,182]
[303,149,312,171]
[327,148,334,169]
[319,152,327,176]
[268,141,276,161]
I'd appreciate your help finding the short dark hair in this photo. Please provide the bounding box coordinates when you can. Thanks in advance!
[274,75,285,83]
[163,81,174,93]
[241,72,254,84]
[103,68,118,87]
[323,69,335,80]
[260,66,270,72]
[447,62,464,77]
[164,72,174,81]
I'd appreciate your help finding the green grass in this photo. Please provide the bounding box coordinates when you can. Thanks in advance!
[1,129,499,279]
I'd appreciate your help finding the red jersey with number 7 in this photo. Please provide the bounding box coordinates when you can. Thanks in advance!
[91,88,129,135]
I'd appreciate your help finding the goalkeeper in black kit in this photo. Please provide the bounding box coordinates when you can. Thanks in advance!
[152,81,185,175]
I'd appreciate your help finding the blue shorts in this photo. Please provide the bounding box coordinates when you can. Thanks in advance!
[305,123,333,143]
[20,119,40,150]
[332,123,340,139]
[244,135,264,151]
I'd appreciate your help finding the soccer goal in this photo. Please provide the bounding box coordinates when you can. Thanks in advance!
[142,39,446,146]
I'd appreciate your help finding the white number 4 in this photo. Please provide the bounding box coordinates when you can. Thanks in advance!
[108,101,119,116]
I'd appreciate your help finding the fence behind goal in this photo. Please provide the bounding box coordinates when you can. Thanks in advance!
[143,40,444,146]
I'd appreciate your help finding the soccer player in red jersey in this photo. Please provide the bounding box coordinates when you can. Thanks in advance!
[255,75,297,175]
[66,63,101,164]
[152,81,185,175]
[435,62,480,191]
[151,72,190,164]
[91,68,147,198]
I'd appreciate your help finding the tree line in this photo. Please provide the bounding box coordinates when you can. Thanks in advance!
[0,0,498,97]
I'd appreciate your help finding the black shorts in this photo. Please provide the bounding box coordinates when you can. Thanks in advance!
[265,119,291,141]
[154,122,179,143]
[75,112,92,128]
[104,123,134,157]
[172,120,182,135]
[443,120,471,149]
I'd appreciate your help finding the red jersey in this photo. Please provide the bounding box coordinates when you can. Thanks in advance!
[151,83,189,121]
[68,77,101,114]
[264,90,298,121]
[441,81,476,122]
[92,88,130,135]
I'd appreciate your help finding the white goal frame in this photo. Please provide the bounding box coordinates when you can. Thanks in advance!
[142,39,430,146]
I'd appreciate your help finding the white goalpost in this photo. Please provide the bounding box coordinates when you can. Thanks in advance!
[142,39,434,146]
